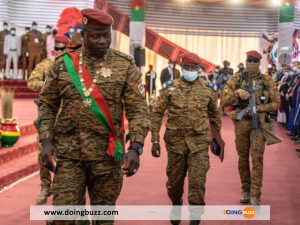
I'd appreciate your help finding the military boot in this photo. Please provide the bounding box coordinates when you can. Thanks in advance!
[189,220,201,225]
[170,199,182,225]
[240,192,250,203]
[250,196,260,205]
[36,184,52,205]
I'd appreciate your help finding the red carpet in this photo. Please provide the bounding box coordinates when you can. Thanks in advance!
[0,116,299,225]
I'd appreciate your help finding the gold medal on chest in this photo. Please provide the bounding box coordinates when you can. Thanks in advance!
[83,98,92,108]
[101,67,112,78]
[84,90,90,97]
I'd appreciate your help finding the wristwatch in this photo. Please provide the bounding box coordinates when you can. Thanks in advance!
[128,144,143,155]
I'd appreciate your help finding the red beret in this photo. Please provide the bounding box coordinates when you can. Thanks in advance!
[32,21,38,26]
[81,9,114,29]
[181,52,202,65]
[3,22,8,25]
[246,50,262,60]
[46,25,52,29]
[55,34,71,44]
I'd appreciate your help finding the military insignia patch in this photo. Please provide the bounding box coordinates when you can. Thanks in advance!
[83,17,88,24]
[59,64,65,71]
[138,82,145,95]
[101,67,112,78]
[224,86,229,93]
[208,82,218,92]
[271,90,276,96]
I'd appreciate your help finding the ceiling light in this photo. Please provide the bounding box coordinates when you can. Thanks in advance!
[232,0,240,3]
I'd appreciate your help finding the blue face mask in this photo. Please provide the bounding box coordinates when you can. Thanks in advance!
[182,69,199,82]
[32,25,37,30]
[3,25,8,30]
[168,63,173,68]
[297,69,300,74]
[69,28,74,33]
[46,28,51,33]
[289,71,294,76]
[284,72,289,76]
[10,30,15,35]
[76,28,82,33]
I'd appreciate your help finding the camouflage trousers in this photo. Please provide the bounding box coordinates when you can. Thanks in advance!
[165,143,210,205]
[234,119,265,198]
[47,159,123,225]
[38,142,52,187]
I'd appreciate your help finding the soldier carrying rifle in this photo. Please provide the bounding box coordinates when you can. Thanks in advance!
[222,50,281,205]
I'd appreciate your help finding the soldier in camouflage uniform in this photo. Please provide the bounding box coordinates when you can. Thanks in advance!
[0,22,9,76]
[28,34,71,205]
[70,25,83,46]
[151,52,221,225]
[222,50,280,205]
[38,9,149,225]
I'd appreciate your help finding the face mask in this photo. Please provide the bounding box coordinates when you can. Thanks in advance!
[168,63,173,68]
[284,72,289,76]
[32,25,37,30]
[182,69,199,82]
[288,71,294,76]
[76,28,82,33]
[297,69,300,74]
[52,30,57,36]
[293,66,297,71]
[3,25,8,30]
[10,30,15,36]
[215,69,219,73]
[246,61,260,75]
[69,28,74,33]
[46,28,51,33]
[198,68,203,74]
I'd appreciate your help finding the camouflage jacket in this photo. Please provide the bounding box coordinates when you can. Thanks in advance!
[27,57,54,92]
[222,72,280,120]
[0,30,9,53]
[151,77,221,154]
[70,33,83,46]
[38,46,149,160]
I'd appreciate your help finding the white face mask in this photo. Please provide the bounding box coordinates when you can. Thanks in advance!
[10,30,16,36]
[3,25,8,30]
[32,25,37,30]
[293,66,297,71]
[46,28,51,33]
[69,28,74,33]
[182,69,199,82]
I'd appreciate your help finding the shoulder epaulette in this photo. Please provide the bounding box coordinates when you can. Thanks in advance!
[207,82,218,92]
[113,49,135,64]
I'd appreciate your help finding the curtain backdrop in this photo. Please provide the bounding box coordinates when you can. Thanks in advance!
[112,30,260,91]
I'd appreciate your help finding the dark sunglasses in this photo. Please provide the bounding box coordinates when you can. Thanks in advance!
[54,47,66,51]
[247,58,259,63]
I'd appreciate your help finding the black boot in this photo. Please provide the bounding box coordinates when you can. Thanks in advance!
[189,220,201,225]
[170,199,182,225]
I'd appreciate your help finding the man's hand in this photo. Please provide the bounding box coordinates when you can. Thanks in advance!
[237,89,250,100]
[151,142,161,158]
[41,138,57,172]
[122,142,141,177]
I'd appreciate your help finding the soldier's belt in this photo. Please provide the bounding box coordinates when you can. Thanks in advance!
[9,49,17,51]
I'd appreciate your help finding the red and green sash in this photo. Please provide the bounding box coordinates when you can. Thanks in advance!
[63,52,124,161]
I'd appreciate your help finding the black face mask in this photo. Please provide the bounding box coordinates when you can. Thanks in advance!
[54,47,66,51]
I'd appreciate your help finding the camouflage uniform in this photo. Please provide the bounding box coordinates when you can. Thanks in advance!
[41,32,51,60]
[70,33,83,46]
[38,45,149,225]
[0,30,9,73]
[26,30,43,77]
[222,72,280,198]
[151,77,221,206]
[28,57,54,203]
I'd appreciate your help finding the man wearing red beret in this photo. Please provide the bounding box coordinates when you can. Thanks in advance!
[151,52,221,225]
[222,50,280,205]
[27,34,71,205]
[38,8,149,225]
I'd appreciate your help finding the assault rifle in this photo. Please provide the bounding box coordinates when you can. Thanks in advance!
[236,71,259,149]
